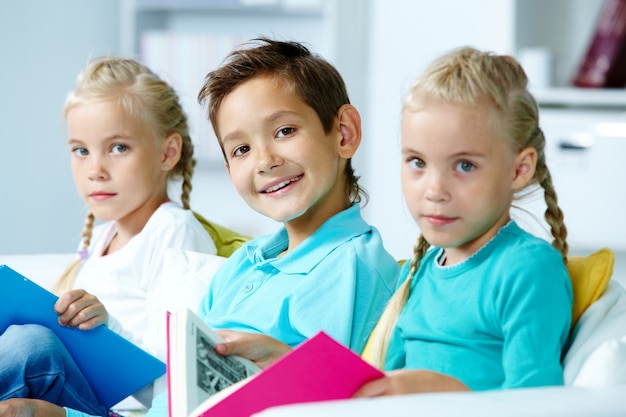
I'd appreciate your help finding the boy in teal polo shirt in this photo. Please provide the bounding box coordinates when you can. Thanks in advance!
[147,36,399,417]
[190,37,398,354]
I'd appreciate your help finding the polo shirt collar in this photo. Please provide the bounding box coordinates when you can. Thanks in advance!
[244,204,369,275]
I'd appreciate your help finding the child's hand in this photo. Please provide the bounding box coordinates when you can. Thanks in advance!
[353,369,470,398]
[214,330,292,369]
[54,289,109,330]
[0,399,65,417]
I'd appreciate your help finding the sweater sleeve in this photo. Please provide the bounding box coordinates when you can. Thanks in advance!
[498,248,573,388]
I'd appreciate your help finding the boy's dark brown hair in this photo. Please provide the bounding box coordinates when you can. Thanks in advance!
[198,37,366,204]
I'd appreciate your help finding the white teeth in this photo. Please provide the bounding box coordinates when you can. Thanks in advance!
[265,176,301,193]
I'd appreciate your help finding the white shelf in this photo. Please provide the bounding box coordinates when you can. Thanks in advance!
[533,87,626,109]
[132,0,324,15]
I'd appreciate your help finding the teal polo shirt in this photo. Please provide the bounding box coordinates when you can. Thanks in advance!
[198,203,399,353]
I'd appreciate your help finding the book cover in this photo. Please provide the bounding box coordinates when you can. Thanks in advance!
[167,308,384,417]
[0,264,166,409]
[573,0,626,88]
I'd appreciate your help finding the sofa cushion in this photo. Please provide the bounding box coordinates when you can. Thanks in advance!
[567,248,614,331]
[193,212,251,258]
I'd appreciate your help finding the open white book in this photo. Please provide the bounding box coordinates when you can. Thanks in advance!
[166,309,260,417]
[167,309,384,417]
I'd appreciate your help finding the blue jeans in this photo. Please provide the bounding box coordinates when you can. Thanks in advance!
[0,324,109,417]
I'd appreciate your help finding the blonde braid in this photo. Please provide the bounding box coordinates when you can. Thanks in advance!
[53,213,95,295]
[526,125,568,263]
[370,235,430,369]
[178,136,196,210]
[538,166,568,263]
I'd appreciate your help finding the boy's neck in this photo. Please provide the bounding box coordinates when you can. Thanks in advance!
[281,201,352,255]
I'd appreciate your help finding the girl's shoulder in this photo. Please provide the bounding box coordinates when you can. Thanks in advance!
[146,203,209,235]
[495,223,570,290]
[497,221,562,261]
[142,203,217,252]
[150,201,193,224]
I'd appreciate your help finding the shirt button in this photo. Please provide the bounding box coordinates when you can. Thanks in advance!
[243,283,253,292]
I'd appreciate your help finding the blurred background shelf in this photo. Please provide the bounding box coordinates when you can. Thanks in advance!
[533,87,626,108]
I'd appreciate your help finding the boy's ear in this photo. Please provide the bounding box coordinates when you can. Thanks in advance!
[511,147,537,190]
[161,133,183,171]
[336,104,362,159]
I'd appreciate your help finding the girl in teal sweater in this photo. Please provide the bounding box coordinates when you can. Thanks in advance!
[357,46,573,396]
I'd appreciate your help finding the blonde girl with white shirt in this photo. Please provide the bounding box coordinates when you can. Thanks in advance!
[0,56,217,416]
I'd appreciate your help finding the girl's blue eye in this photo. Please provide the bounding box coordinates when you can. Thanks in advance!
[111,144,128,154]
[276,127,295,138]
[456,161,475,173]
[73,147,88,157]
[409,158,426,169]
[233,145,250,157]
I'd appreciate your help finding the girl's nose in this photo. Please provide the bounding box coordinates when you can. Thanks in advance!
[424,171,449,202]
[88,155,109,180]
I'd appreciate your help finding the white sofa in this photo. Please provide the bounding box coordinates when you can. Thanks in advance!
[2,253,625,416]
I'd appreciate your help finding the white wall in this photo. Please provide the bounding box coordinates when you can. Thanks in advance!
[0,1,121,255]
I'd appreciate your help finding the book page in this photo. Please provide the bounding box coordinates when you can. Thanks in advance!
[192,321,259,397]
[190,374,257,417]
[168,309,260,417]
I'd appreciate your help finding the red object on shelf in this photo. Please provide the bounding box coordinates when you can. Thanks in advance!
[573,0,626,88]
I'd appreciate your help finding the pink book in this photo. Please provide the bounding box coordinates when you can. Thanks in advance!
[166,308,384,417]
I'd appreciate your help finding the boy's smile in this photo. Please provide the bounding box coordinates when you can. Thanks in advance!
[260,174,303,194]
[217,75,352,243]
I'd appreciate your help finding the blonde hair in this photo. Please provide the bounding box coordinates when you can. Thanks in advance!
[370,46,568,368]
[53,56,196,295]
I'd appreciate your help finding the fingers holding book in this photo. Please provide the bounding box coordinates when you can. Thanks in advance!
[54,289,109,330]
[214,330,292,370]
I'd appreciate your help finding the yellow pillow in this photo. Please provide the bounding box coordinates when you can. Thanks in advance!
[567,248,614,331]
[361,322,378,365]
[193,212,252,258]
[361,248,615,362]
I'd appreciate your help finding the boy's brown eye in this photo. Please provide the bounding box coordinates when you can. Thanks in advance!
[233,145,250,157]
[277,127,295,138]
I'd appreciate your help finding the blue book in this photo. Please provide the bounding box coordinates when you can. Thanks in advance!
[0,264,166,409]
